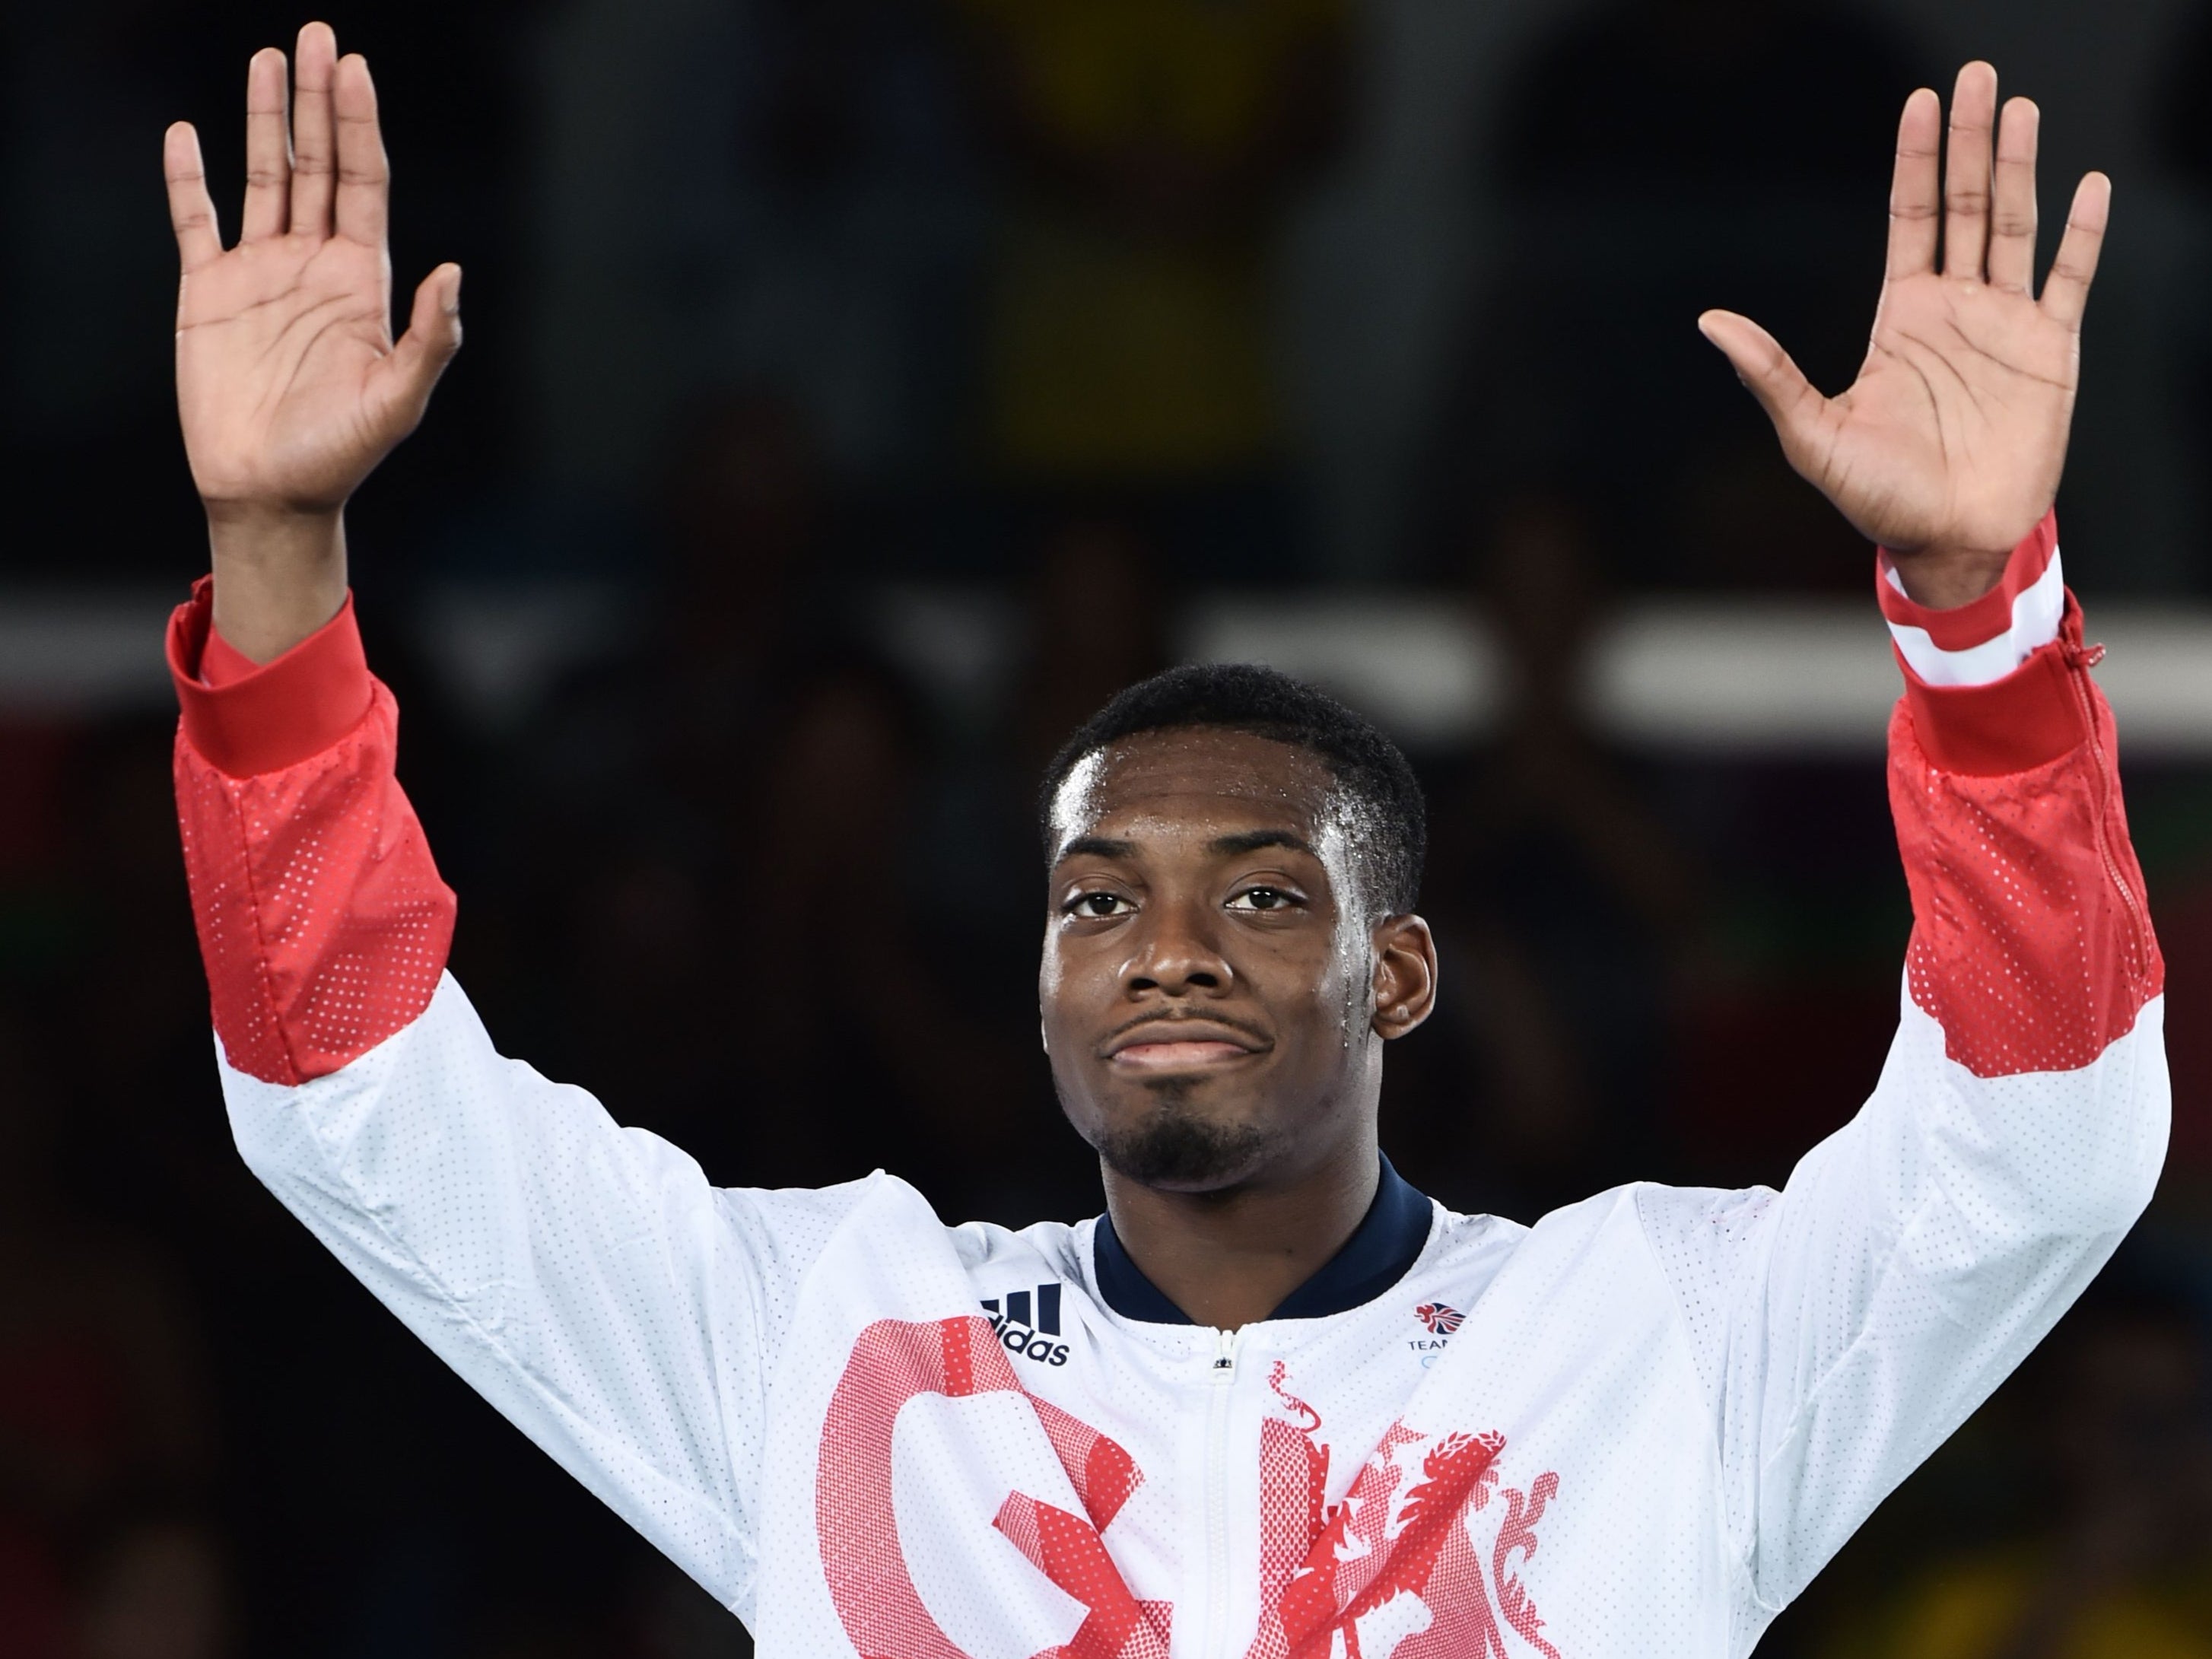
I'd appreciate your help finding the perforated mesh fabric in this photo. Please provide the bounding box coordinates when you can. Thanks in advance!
[1891,675,2161,1077]
[176,680,453,1085]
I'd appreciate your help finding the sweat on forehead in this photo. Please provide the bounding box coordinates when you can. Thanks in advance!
[1047,726,1334,841]
[1044,727,1390,925]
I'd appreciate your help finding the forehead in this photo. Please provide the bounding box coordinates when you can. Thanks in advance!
[1050,727,1335,850]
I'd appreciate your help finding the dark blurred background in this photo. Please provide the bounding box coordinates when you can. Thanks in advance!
[6,1,2212,1654]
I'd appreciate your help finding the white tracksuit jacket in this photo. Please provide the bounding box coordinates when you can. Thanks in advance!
[167,512,2166,1658]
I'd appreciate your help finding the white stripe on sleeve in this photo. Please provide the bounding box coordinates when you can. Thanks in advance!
[1883,549,2065,688]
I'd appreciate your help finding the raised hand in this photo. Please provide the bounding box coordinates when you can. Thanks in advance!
[164,24,459,659]
[1699,63,2109,609]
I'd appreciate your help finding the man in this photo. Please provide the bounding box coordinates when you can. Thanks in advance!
[160,25,2164,1657]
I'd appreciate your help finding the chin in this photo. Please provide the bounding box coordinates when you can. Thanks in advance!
[1086,1091,1277,1190]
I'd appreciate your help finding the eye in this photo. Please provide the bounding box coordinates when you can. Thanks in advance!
[1226,885,1298,913]
[1065,891,1134,919]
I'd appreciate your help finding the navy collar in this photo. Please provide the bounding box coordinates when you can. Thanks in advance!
[1091,1155,1435,1326]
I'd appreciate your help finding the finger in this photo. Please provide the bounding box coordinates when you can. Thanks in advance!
[1987,97,2040,293]
[2042,171,2112,331]
[241,47,291,243]
[383,264,465,431]
[333,54,389,246]
[290,21,338,237]
[1886,87,1942,280]
[1698,310,1827,457]
[1943,61,1998,279]
[164,122,223,272]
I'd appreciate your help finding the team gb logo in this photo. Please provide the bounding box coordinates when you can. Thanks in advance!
[1416,1302,1466,1336]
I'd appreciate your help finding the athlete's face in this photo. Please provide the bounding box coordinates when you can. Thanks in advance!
[1039,729,1436,1193]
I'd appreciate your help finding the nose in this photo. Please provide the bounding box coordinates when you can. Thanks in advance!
[1121,895,1232,999]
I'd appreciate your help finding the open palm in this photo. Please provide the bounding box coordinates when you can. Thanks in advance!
[166,24,458,516]
[1701,64,2109,605]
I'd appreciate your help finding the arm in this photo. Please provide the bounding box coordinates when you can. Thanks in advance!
[161,29,847,1613]
[1639,523,2165,1621]
[172,580,869,1613]
[1651,65,2168,1622]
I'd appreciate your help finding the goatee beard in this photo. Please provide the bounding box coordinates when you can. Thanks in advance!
[1091,1098,1272,1189]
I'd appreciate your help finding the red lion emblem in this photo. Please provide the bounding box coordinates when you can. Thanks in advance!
[1247,1373,1565,1658]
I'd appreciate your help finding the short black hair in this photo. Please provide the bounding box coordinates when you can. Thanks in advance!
[1038,663,1426,917]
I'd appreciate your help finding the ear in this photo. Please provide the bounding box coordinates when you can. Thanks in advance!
[1370,914,1438,1039]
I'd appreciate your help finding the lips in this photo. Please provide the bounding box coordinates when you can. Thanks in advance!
[1102,1020,1268,1071]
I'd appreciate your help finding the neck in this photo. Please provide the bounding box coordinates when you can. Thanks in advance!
[1100,1121,1381,1330]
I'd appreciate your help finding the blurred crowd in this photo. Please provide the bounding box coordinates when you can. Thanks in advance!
[8,0,2212,1654]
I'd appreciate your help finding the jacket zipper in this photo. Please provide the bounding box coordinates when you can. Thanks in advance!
[2064,638,2153,971]
[1203,1326,1242,1658]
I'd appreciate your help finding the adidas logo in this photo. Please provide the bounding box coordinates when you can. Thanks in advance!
[983,1284,1071,1368]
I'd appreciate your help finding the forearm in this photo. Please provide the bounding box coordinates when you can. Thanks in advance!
[170,580,449,1082]
[1817,516,2163,1311]
[1877,514,2160,1073]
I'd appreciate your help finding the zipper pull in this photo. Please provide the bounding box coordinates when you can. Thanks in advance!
[1212,1327,1241,1380]
[2058,604,2106,672]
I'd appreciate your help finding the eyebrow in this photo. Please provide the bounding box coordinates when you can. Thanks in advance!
[1055,835,1139,863]
[1052,828,1317,866]
[1209,829,1315,859]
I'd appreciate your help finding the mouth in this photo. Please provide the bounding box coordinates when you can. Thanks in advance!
[1102,1020,1268,1073]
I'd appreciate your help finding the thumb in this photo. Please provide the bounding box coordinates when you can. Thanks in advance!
[1698,309,1825,456]
[383,263,463,433]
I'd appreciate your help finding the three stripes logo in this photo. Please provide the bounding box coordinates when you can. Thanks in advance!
[983,1284,1071,1368]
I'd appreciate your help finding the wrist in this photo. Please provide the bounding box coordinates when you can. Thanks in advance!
[1886,543,2013,609]
[205,504,348,664]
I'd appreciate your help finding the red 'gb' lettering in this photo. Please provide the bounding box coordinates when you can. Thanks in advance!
[814,1327,1562,1658]
[815,1317,1169,1659]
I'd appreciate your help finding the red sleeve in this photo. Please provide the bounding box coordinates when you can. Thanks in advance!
[169,578,456,1085]
[1886,543,2163,1080]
